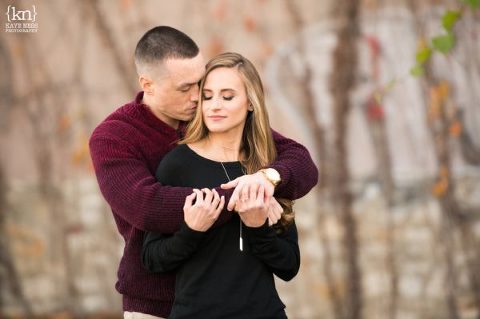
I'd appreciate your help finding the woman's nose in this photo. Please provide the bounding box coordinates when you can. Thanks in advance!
[211,97,222,110]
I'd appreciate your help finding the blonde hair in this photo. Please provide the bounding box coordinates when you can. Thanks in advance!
[181,52,294,232]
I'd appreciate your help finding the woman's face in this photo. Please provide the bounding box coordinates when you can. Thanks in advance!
[201,67,251,135]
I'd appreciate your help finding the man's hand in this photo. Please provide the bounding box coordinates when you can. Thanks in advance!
[183,189,225,232]
[221,171,275,211]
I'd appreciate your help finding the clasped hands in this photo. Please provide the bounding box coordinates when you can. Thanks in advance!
[183,171,282,232]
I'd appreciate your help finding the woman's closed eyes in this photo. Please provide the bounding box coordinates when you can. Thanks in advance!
[202,94,234,101]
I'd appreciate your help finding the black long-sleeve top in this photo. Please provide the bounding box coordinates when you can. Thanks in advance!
[142,144,300,319]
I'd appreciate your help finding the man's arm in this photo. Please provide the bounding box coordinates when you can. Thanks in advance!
[222,129,318,210]
[89,132,233,233]
[269,129,318,199]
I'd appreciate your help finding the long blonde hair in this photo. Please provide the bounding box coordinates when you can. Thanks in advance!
[182,52,294,232]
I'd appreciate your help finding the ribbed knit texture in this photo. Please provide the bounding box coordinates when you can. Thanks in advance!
[89,92,318,317]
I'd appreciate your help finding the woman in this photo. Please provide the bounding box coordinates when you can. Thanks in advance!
[142,52,300,319]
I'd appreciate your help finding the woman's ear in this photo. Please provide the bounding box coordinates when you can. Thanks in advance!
[248,103,254,112]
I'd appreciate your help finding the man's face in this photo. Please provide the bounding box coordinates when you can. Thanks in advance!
[148,53,205,126]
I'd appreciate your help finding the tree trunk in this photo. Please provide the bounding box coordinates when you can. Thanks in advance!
[283,2,341,318]
[329,1,362,318]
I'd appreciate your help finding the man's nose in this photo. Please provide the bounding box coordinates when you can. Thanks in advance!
[190,85,199,102]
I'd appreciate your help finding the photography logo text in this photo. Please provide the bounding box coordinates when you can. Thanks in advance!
[5,5,38,33]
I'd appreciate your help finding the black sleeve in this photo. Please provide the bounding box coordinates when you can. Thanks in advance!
[142,222,207,273]
[243,221,300,281]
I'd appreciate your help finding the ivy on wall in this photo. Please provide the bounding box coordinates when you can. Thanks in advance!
[411,0,479,76]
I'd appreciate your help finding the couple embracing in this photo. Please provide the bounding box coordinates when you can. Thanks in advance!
[89,26,318,319]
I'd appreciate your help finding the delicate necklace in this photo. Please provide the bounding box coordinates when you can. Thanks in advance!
[220,162,244,252]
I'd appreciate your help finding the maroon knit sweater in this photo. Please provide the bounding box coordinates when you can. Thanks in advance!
[89,92,318,317]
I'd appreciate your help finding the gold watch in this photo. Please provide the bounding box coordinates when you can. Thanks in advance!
[259,168,281,187]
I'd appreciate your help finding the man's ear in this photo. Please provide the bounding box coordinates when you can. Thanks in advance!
[139,76,153,95]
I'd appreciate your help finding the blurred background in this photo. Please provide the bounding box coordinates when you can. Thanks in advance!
[1,0,480,318]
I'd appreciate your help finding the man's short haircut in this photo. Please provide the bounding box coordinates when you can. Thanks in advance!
[134,26,199,74]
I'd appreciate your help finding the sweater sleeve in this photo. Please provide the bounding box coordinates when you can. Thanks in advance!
[89,132,233,233]
[270,129,318,200]
[142,223,206,273]
[244,221,300,281]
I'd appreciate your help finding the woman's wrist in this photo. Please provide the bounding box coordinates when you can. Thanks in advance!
[239,214,268,228]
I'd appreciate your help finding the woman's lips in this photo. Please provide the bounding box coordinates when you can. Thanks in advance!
[208,115,226,121]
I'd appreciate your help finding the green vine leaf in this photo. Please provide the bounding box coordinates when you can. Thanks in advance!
[442,10,461,32]
[460,0,480,9]
[432,33,455,54]
[416,47,432,64]
[410,65,424,77]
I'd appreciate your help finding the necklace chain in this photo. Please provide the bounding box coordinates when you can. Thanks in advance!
[220,161,244,252]
[220,162,232,182]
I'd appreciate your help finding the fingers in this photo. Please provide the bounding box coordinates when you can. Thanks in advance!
[257,185,265,204]
[211,189,220,208]
[200,189,222,221]
[241,183,250,202]
[228,180,244,211]
[183,192,197,211]
[214,195,225,219]
[221,178,239,190]
[274,201,282,221]
[192,189,204,205]
[202,188,214,204]
[249,183,259,202]
[268,217,274,226]
[269,198,283,224]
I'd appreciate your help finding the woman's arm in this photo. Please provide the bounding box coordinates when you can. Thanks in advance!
[234,186,300,281]
[142,223,206,273]
[244,222,300,281]
[142,189,224,273]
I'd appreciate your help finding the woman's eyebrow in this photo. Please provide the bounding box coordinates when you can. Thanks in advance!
[202,88,236,92]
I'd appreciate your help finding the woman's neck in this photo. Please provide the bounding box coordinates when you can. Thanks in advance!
[190,129,243,162]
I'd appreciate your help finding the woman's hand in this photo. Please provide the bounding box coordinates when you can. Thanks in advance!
[183,188,225,232]
[266,197,283,226]
[221,171,275,211]
[235,184,269,228]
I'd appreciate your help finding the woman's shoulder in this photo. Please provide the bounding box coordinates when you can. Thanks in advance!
[156,144,198,181]
[158,144,191,169]
[163,143,190,160]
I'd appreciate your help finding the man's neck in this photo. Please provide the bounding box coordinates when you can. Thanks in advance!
[141,97,179,129]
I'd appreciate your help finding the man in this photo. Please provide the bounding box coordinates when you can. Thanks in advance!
[89,26,318,319]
